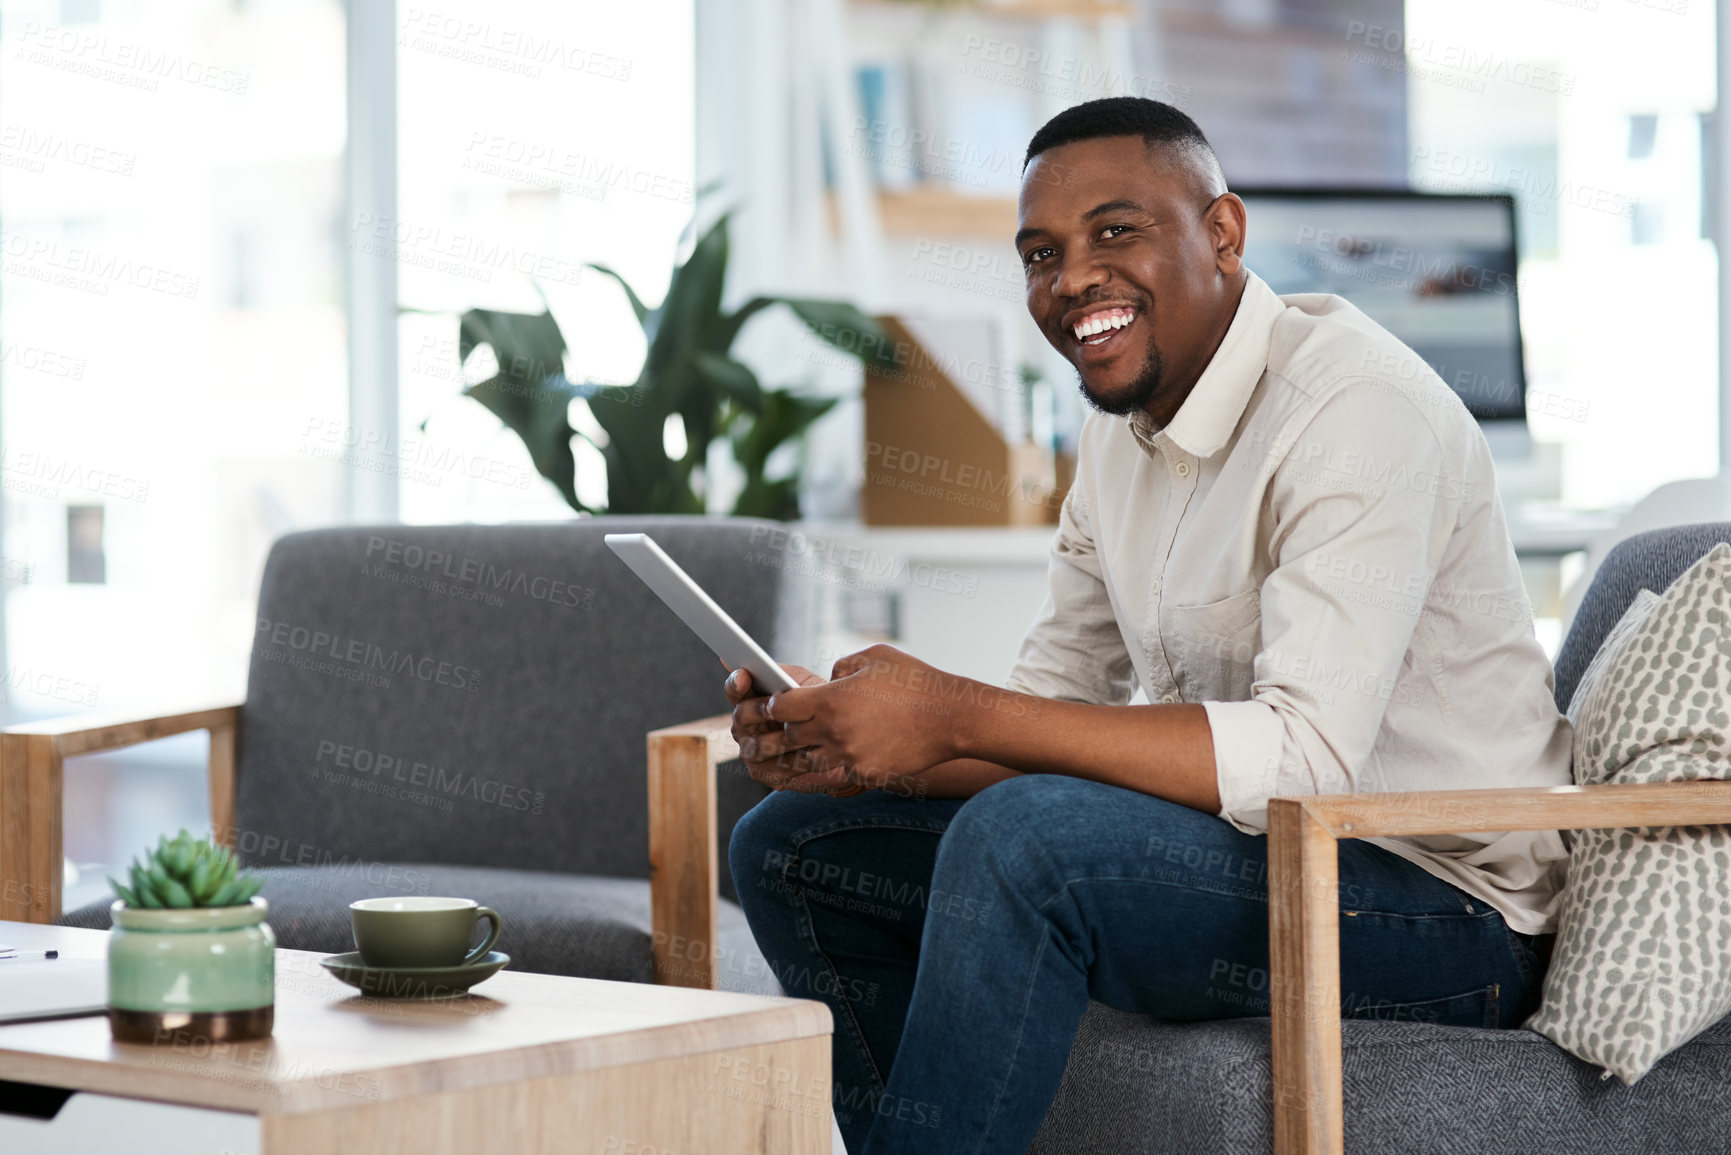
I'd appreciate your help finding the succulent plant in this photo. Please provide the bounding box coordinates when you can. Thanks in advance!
[108,829,264,910]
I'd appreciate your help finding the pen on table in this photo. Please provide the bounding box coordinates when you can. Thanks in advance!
[0,949,58,962]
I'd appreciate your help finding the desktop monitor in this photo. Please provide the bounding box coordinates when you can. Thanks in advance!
[1236,189,1528,431]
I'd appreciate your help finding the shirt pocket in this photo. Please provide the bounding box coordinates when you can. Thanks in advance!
[1161,588,1262,703]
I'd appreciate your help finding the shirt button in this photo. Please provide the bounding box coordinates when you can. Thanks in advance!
[1150,577,1162,596]
[1175,461,1191,478]
[1162,694,1180,704]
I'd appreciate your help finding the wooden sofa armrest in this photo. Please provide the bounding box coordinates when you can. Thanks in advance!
[1268,780,1731,1155]
[647,714,740,989]
[1,703,243,924]
[1292,780,1731,840]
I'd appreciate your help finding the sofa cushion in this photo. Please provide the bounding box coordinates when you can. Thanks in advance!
[1528,543,1731,1082]
[57,862,779,997]
[1027,1003,1731,1155]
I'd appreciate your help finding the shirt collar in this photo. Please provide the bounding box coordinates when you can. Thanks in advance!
[1128,270,1285,459]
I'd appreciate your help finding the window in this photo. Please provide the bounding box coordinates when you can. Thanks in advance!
[0,0,348,715]
[394,0,695,523]
[0,0,348,911]
[1406,0,1717,511]
[1629,113,1659,160]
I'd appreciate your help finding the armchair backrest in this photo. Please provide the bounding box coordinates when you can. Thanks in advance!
[1552,521,1731,713]
[233,517,809,883]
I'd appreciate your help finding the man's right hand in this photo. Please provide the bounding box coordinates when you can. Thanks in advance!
[723,664,855,793]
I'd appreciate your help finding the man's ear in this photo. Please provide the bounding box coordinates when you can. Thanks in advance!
[1206,193,1247,276]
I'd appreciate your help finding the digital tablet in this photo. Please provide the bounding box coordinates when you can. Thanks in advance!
[604,533,801,695]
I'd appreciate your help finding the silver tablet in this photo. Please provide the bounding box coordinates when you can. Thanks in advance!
[604,532,801,695]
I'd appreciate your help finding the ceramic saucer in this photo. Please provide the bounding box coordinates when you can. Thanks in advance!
[318,950,510,999]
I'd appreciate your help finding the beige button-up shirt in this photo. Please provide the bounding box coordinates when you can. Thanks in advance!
[1006,271,1571,935]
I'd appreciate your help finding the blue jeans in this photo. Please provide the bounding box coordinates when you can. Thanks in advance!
[730,775,1546,1155]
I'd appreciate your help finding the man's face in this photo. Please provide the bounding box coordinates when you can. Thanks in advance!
[1016,135,1245,421]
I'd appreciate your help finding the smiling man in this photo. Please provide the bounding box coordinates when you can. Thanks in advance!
[726,97,1571,1155]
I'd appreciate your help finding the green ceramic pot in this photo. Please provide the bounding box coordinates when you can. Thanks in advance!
[107,896,275,1043]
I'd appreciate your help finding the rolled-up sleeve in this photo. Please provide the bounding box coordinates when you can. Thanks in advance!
[1005,475,1137,706]
[1209,388,1458,833]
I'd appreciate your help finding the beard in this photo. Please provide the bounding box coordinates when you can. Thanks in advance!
[1077,341,1164,417]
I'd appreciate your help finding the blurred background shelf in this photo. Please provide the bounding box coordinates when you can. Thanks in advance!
[830,189,1022,238]
[853,0,1135,19]
[796,499,1626,697]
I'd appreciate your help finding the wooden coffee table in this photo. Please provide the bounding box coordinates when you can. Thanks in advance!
[0,922,832,1154]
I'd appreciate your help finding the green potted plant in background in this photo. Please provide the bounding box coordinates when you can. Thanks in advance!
[441,212,898,520]
[106,830,274,1043]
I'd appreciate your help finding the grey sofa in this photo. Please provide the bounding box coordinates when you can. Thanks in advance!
[53,517,800,994]
[1023,523,1731,1154]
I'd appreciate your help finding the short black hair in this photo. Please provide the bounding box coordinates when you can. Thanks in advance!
[1024,96,1218,175]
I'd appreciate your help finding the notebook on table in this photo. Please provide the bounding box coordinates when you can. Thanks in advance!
[0,957,107,1023]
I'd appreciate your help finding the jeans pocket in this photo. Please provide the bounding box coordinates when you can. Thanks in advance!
[1500,925,1547,1021]
[1501,925,1532,983]
[1341,983,1500,1028]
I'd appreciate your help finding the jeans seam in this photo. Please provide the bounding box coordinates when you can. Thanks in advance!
[769,799,965,1147]
[789,815,955,843]
[1334,907,1510,924]
[781,816,956,1102]
[781,833,894,1098]
[970,903,1060,1155]
[1048,867,1504,924]
[969,872,1179,1152]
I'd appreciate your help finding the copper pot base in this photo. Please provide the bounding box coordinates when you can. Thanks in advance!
[108,1005,274,1044]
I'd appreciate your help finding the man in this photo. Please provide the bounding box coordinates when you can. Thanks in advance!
[726,97,1570,1155]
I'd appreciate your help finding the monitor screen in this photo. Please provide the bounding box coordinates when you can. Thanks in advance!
[1237,189,1526,423]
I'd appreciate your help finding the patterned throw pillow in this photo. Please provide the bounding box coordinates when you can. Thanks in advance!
[1526,542,1731,1084]
[1564,590,1660,729]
